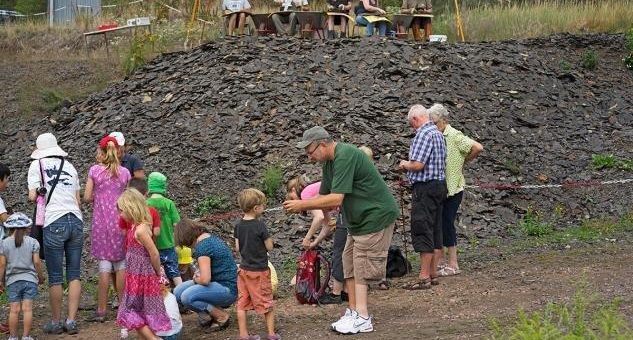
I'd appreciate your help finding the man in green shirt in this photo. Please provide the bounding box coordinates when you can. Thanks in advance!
[147,172,183,286]
[283,126,399,335]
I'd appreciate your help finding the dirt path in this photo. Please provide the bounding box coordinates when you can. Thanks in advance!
[29,240,633,340]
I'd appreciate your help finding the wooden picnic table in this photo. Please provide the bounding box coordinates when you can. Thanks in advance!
[83,23,152,57]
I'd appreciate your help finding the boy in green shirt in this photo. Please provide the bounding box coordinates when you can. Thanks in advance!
[147,172,183,286]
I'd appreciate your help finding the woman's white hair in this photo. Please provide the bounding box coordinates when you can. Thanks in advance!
[407,104,429,120]
[428,103,449,122]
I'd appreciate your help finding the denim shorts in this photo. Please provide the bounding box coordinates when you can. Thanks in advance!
[44,213,84,286]
[7,280,39,303]
[159,248,180,280]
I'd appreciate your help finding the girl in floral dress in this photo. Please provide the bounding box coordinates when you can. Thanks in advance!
[84,136,131,321]
[116,188,171,339]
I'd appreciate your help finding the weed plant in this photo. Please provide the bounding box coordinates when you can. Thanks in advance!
[260,165,283,199]
[581,49,598,70]
[591,154,633,171]
[490,288,633,339]
[195,195,231,215]
[520,208,553,237]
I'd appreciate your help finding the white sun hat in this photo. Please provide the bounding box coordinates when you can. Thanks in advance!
[30,133,68,159]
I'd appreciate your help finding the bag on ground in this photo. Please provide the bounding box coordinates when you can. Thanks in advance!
[386,245,412,278]
[295,249,330,304]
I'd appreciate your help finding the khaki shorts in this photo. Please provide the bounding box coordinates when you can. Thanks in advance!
[342,224,395,285]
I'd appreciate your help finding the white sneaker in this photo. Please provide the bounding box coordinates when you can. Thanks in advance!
[330,308,356,330]
[334,314,374,334]
[120,328,129,339]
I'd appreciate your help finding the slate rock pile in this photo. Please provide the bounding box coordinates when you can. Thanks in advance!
[2,33,632,255]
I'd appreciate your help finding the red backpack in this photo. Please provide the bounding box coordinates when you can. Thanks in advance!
[295,250,331,305]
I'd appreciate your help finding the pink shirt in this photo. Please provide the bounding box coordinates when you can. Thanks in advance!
[300,182,321,200]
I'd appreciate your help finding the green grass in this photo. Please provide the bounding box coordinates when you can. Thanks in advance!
[489,287,633,339]
[515,211,633,249]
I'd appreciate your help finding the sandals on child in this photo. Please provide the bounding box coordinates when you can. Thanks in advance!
[377,280,390,290]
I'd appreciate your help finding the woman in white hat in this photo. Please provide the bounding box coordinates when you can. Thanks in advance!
[26,133,83,335]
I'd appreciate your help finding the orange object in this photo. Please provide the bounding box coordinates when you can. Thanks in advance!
[97,22,118,31]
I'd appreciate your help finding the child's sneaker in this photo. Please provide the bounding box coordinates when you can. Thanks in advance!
[43,320,63,334]
[334,314,374,334]
[120,328,129,339]
[267,334,281,340]
[64,319,79,335]
[8,336,19,340]
[22,336,34,340]
[330,308,356,330]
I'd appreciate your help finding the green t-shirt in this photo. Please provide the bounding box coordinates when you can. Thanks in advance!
[319,143,400,236]
[147,194,181,250]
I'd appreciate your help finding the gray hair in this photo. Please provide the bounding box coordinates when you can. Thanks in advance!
[428,104,449,122]
[407,104,429,120]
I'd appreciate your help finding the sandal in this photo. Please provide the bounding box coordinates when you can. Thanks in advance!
[377,280,390,290]
[402,278,431,290]
[209,316,231,332]
[438,266,461,277]
[430,276,440,286]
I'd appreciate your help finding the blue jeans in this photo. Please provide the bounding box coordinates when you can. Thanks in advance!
[44,213,83,286]
[160,332,181,340]
[7,280,39,303]
[159,248,180,280]
[174,280,236,313]
[356,16,387,37]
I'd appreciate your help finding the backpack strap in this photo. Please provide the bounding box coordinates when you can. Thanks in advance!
[42,157,65,205]
[315,253,331,299]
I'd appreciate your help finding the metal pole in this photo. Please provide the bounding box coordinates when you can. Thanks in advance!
[49,0,54,26]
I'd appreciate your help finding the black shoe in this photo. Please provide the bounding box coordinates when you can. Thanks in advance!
[341,291,349,302]
[318,292,342,305]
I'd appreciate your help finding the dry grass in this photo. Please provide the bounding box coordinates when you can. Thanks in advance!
[435,0,633,42]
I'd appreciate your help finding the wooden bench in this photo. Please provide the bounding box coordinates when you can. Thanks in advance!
[391,13,433,40]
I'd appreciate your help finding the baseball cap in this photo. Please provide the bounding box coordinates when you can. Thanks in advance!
[109,132,125,146]
[296,126,330,149]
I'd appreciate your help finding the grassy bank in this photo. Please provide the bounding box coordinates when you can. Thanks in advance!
[434,0,633,42]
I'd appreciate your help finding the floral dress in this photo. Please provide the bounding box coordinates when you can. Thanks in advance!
[89,164,130,261]
[117,223,171,332]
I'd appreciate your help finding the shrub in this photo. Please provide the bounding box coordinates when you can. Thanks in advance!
[121,34,159,76]
[581,49,598,70]
[195,195,230,215]
[259,165,283,199]
[625,54,633,70]
[14,0,45,14]
[626,27,633,52]
[520,208,553,237]
[592,154,633,171]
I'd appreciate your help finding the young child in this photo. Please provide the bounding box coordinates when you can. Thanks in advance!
[146,172,183,286]
[84,136,131,322]
[120,178,161,238]
[234,188,280,340]
[175,245,194,282]
[0,213,45,340]
[155,275,183,340]
[0,164,9,336]
[0,163,10,239]
[116,188,171,340]
[223,0,252,36]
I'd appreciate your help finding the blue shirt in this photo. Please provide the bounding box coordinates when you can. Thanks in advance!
[407,121,447,184]
[193,236,238,297]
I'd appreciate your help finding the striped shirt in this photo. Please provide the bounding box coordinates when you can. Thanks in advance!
[407,121,447,184]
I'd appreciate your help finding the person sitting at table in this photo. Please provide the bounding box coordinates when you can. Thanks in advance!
[354,0,388,37]
[271,0,309,36]
[397,0,431,41]
[326,0,352,38]
[223,0,252,36]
